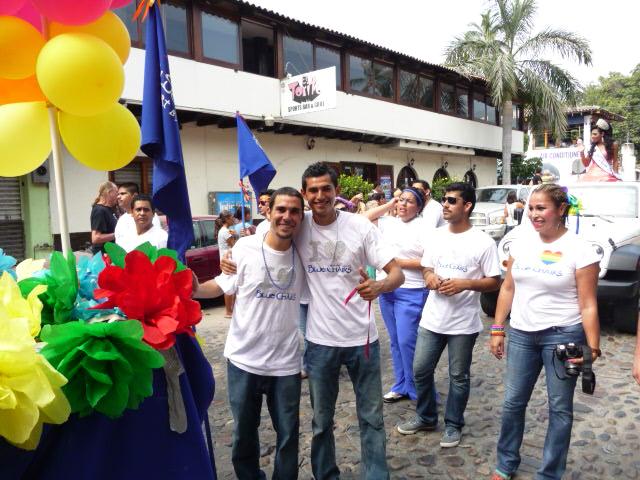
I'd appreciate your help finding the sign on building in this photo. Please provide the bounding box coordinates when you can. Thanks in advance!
[280,67,337,118]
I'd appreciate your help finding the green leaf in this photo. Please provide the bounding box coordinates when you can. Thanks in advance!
[104,242,126,268]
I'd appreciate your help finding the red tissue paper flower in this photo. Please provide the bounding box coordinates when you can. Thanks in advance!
[93,251,201,350]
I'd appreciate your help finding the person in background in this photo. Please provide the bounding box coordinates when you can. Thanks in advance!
[577,118,621,182]
[503,191,525,234]
[412,179,445,228]
[233,206,256,237]
[255,189,275,237]
[490,183,600,480]
[90,181,118,254]
[364,187,428,403]
[530,167,543,185]
[195,187,306,480]
[216,210,237,318]
[115,182,161,246]
[397,182,500,449]
[116,194,168,252]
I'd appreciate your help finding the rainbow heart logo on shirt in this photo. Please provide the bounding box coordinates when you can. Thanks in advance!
[540,250,562,265]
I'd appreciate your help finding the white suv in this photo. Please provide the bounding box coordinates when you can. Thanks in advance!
[481,182,640,333]
[472,185,532,241]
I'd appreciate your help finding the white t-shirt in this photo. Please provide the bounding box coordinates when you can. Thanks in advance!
[297,211,394,347]
[420,226,500,335]
[377,215,427,289]
[117,224,168,252]
[217,226,234,260]
[255,219,270,237]
[509,231,600,331]
[115,212,161,245]
[421,199,446,229]
[216,234,305,376]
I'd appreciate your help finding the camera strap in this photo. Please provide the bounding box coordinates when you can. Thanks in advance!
[580,345,596,395]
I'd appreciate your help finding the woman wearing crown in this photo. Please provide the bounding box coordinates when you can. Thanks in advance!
[577,118,621,182]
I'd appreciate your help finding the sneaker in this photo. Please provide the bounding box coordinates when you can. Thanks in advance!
[383,391,408,404]
[396,417,437,435]
[440,426,461,447]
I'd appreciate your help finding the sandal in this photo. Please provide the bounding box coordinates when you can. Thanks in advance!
[491,470,512,480]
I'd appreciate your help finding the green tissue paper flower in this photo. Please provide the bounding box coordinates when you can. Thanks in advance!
[104,241,186,272]
[40,320,165,418]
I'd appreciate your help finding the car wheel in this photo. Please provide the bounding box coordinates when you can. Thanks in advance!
[481,291,498,317]
[613,294,639,334]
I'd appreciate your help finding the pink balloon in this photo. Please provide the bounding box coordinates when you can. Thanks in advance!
[110,0,133,8]
[0,0,26,15]
[31,0,112,26]
[14,1,42,31]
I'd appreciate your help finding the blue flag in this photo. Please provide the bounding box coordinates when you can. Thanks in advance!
[236,114,276,199]
[141,4,193,260]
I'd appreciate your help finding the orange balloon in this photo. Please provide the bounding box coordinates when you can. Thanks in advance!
[0,76,44,105]
[0,16,45,79]
[49,11,131,64]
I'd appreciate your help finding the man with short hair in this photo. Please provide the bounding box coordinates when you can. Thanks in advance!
[412,179,445,228]
[196,187,307,479]
[115,182,160,245]
[116,194,168,252]
[255,188,275,237]
[397,182,500,448]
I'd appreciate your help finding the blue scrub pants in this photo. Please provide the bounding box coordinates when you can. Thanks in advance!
[378,287,428,400]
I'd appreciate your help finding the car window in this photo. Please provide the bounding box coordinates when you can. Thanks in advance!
[518,188,530,201]
[191,221,202,249]
[201,220,217,247]
[476,188,515,203]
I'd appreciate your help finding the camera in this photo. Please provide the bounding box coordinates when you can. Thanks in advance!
[554,343,596,395]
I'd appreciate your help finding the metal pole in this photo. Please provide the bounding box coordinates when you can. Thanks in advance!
[47,106,71,256]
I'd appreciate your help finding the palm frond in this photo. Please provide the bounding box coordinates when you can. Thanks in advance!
[517,66,569,137]
[520,59,582,103]
[516,28,593,65]
[492,0,537,48]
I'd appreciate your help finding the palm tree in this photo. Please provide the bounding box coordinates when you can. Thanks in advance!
[444,0,592,184]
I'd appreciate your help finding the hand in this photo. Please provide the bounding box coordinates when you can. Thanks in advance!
[437,278,467,296]
[220,251,237,275]
[355,267,384,301]
[425,272,443,290]
[191,270,199,296]
[490,336,505,360]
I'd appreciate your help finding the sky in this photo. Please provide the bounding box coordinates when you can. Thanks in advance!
[248,0,638,88]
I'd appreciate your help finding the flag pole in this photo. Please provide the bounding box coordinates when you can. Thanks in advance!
[43,18,71,256]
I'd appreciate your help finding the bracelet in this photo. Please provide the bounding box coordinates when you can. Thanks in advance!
[490,331,506,337]
[490,324,505,337]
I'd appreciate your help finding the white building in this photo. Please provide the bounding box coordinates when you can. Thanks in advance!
[48,0,524,250]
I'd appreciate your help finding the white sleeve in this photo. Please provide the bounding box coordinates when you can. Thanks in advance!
[364,223,394,270]
[214,273,238,295]
[152,214,161,228]
[479,238,501,277]
[156,229,168,249]
[114,216,126,244]
[575,239,601,269]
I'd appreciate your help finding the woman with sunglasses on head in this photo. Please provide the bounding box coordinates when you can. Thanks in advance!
[364,186,429,403]
[577,118,621,182]
[490,184,601,480]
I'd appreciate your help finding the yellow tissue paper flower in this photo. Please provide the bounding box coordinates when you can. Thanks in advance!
[0,299,70,449]
[15,258,46,282]
[0,271,46,338]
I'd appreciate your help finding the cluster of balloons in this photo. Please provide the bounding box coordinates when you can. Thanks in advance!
[0,0,141,177]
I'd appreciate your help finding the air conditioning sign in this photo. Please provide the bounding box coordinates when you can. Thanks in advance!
[280,67,337,117]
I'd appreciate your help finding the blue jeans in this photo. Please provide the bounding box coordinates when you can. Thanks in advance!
[227,361,301,480]
[299,303,309,370]
[379,288,428,400]
[306,340,389,480]
[496,324,586,480]
[413,327,478,429]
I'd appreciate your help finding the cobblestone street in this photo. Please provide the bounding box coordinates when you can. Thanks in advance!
[198,301,640,479]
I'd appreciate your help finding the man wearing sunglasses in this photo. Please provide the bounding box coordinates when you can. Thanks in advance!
[411,179,446,228]
[255,189,275,237]
[397,182,500,449]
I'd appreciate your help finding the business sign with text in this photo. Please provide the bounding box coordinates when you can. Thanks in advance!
[280,67,337,118]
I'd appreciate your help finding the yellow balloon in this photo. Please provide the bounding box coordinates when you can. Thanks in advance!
[0,16,45,79]
[36,33,124,117]
[0,102,51,177]
[59,103,141,171]
[49,11,131,64]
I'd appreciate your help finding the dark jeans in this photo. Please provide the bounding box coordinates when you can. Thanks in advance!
[496,324,586,480]
[306,340,389,480]
[299,303,309,370]
[227,361,301,480]
[413,327,478,429]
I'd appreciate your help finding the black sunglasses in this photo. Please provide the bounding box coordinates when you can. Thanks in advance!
[258,200,269,206]
[441,196,460,205]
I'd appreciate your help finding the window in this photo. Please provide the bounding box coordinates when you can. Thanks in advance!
[512,103,523,130]
[457,88,469,118]
[315,46,341,89]
[109,158,154,194]
[201,220,217,247]
[201,12,239,65]
[283,36,313,76]
[191,222,202,249]
[164,2,190,55]
[348,54,393,99]
[440,82,455,113]
[486,98,497,124]
[399,70,434,108]
[114,3,140,44]
[242,20,275,77]
[473,93,486,121]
